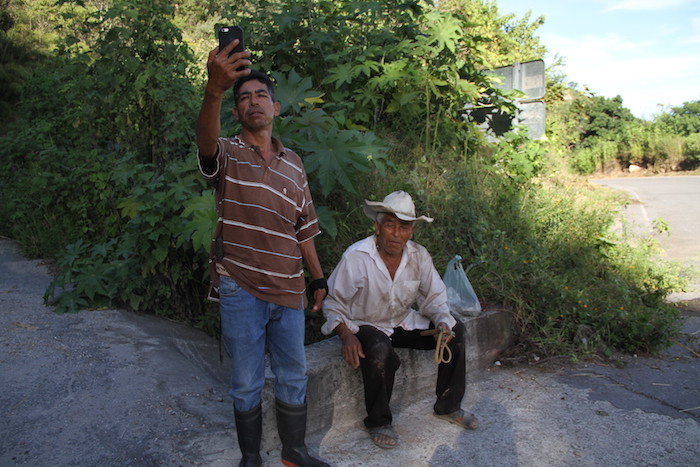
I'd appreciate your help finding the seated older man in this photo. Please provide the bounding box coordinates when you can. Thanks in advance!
[321,191,479,449]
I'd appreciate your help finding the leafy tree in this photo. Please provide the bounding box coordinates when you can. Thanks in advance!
[437,0,546,67]
[655,100,700,136]
[62,0,200,166]
[686,133,700,161]
[580,95,636,145]
[226,0,503,148]
[0,0,208,313]
[1,0,57,125]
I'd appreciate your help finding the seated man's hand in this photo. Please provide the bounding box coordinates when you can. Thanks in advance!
[437,322,454,344]
[336,324,365,369]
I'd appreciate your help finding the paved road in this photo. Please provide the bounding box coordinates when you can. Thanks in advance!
[592,175,700,299]
[1,175,699,466]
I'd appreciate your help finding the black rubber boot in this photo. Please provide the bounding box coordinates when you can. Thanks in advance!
[275,399,329,467]
[234,404,263,467]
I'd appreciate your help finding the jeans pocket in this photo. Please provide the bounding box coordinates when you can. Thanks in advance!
[218,276,241,298]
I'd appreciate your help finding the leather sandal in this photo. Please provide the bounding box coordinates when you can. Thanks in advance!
[368,425,399,449]
[433,409,479,430]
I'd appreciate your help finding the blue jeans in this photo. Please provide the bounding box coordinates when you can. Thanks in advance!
[218,275,308,412]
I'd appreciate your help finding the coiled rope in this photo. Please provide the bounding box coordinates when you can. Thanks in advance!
[421,328,454,364]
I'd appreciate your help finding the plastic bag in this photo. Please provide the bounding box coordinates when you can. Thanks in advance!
[442,255,481,317]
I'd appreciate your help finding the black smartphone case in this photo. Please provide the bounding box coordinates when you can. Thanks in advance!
[218,26,245,57]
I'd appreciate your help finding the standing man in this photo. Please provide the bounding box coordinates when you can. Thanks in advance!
[196,37,329,467]
[322,191,479,449]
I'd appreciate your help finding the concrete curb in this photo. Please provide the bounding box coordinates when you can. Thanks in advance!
[259,309,514,449]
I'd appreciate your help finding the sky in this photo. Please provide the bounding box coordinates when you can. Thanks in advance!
[495,0,700,120]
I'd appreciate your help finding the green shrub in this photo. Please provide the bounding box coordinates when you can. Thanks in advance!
[0,143,131,257]
[44,158,218,330]
[570,147,597,175]
[685,133,700,161]
[649,133,685,169]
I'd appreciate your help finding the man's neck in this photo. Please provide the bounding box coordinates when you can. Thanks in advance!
[377,244,403,280]
[240,129,276,163]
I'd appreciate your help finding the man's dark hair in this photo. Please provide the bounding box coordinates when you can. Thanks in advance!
[233,70,276,105]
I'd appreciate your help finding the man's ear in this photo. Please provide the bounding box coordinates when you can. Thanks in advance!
[232,106,240,121]
[273,101,281,116]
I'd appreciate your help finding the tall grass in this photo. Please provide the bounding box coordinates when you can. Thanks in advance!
[571,124,697,174]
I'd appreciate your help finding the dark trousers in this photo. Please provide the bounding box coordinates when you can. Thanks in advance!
[355,320,466,429]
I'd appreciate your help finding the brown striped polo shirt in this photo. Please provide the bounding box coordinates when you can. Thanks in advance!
[199,135,320,309]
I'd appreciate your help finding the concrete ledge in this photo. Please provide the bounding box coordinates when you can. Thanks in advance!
[259,308,513,449]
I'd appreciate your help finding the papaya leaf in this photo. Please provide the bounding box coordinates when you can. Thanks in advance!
[302,130,374,196]
[377,60,408,85]
[425,11,462,53]
[322,63,354,89]
[315,205,337,240]
[79,272,107,302]
[271,70,323,115]
[180,193,216,252]
[352,60,381,78]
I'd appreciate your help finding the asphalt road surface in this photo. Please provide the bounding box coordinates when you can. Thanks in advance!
[592,174,700,299]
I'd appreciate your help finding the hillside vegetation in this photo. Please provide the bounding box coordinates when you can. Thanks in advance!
[1,0,696,357]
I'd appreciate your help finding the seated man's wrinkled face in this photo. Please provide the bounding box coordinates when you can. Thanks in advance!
[375,214,416,258]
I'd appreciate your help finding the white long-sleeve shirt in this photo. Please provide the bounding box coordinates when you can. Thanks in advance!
[321,235,456,336]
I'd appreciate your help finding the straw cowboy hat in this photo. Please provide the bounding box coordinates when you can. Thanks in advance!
[362,191,434,223]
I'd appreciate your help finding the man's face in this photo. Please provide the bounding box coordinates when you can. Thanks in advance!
[233,79,280,131]
[375,213,416,258]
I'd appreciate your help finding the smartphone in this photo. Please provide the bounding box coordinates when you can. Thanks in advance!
[218,26,245,58]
